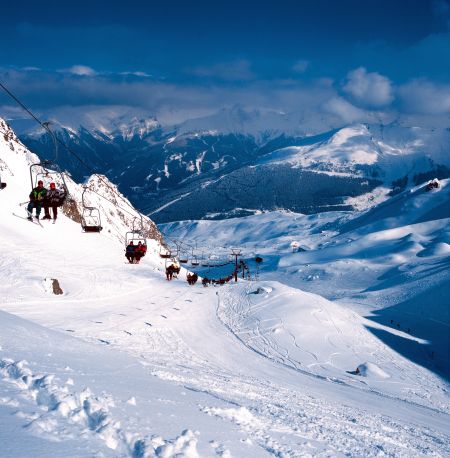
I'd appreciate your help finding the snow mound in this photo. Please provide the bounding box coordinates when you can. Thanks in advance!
[252,286,273,295]
[356,362,390,379]
[417,242,450,257]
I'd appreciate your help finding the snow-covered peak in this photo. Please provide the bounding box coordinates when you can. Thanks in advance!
[260,122,450,182]
[174,105,308,144]
[0,117,163,245]
[15,106,160,141]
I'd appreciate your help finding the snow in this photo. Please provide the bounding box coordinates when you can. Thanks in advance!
[19,106,160,141]
[1,116,450,456]
[356,362,390,379]
[260,123,450,184]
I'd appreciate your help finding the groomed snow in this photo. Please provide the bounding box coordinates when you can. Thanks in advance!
[1,117,450,456]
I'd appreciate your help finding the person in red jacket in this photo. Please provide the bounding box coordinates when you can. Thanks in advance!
[43,182,67,221]
[134,241,147,264]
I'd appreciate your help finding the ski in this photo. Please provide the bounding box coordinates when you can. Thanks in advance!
[12,212,44,227]
[26,209,44,227]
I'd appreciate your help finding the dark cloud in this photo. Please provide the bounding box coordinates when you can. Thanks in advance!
[0,66,449,130]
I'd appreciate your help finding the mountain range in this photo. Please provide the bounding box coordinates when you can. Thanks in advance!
[1,111,449,457]
[12,106,450,222]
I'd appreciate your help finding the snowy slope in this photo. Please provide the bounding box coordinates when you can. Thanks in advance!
[161,181,450,390]
[1,202,449,456]
[0,118,162,244]
[1,119,450,456]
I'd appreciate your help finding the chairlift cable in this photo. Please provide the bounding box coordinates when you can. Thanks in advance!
[0,80,144,224]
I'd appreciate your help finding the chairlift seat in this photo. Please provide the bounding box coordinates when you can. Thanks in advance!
[83,225,103,233]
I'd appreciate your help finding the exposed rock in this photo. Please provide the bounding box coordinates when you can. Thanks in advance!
[43,278,63,295]
[51,279,63,295]
[61,197,82,223]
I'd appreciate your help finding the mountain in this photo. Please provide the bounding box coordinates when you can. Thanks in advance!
[160,178,450,380]
[0,117,162,244]
[1,116,449,456]
[12,107,450,222]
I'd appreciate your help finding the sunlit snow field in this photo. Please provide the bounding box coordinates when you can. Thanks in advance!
[1,120,449,456]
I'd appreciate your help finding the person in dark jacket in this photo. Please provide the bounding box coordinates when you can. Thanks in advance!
[166,264,178,280]
[43,182,67,220]
[27,180,47,220]
[126,242,135,263]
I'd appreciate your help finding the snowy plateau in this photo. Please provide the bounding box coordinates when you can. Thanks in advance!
[0,116,449,457]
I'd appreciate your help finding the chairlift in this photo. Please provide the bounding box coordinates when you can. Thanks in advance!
[124,216,147,263]
[159,247,172,258]
[125,216,147,246]
[125,230,146,246]
[29,122,69,197]
[189,246,199,266]
[81,187,102,232]
[179,251,189,264]
[0,173,6,190]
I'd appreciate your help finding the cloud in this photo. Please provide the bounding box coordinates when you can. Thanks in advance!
[342,67,394,108]
[21,66,41,71]
[293,60,309,73]
[0,66,448,131]
[119,71,151,77]
[189,59,256,81]
[0,67,337,125]
[61,65,97,76]
[323,97,367,123]
[398,79,450,114]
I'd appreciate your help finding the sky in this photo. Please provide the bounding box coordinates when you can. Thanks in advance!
[0,0,449,127]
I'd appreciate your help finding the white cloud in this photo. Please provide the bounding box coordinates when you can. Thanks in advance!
[21,66,41,71]
[323,97,366,123]
[343,67,394,107]
[63,65,97,76]
[398,79,450,114]
[119,71,151,77]
[1,66,448,129]
[293,60,309,73]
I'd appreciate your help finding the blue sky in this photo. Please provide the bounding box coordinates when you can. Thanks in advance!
[0,0,449,125]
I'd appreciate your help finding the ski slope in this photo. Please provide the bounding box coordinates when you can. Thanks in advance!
[1,118,450,456]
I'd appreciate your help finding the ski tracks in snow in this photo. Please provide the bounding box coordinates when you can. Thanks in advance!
[214,283,450,456]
